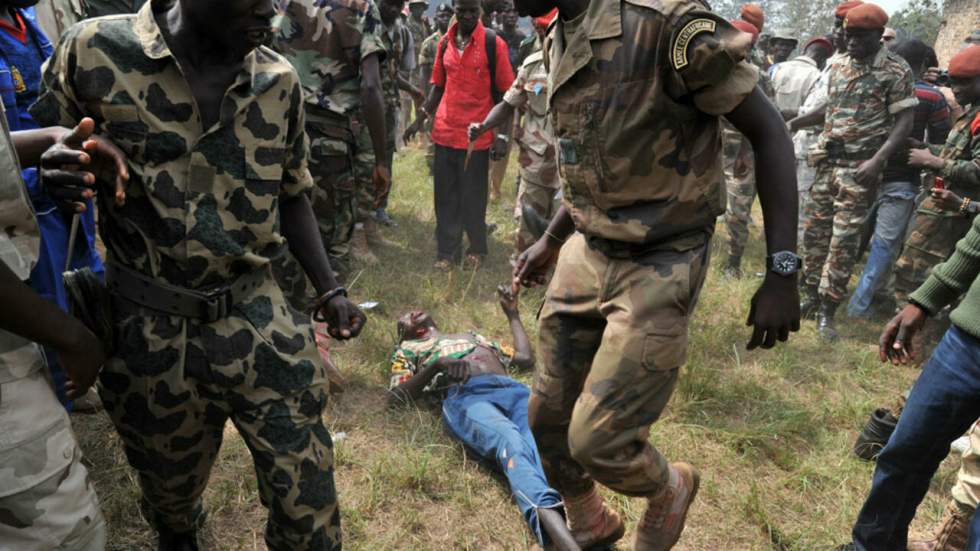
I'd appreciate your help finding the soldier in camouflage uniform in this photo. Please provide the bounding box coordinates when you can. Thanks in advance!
[893,77,980,307]
[511,0,801,547]
[34,0,146,43]
[470,10,558,253]
[0,115,125,551]
[417,4,451,174]
[32,1,368,549]
[791,3,915,341]
[274,0,390,281]
[404,0,430,140]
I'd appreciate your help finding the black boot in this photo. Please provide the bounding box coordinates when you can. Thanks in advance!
[723,255,742,279]
[853,408,898,461]
[817,300,840,341]
[158,528,200,551]
[800,286,820,320]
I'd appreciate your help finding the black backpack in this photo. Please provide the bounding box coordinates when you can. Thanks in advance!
[437,28,504,104]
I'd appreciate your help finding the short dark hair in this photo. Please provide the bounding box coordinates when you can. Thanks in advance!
[890,38,929,71]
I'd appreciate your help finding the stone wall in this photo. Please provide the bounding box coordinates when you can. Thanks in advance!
[934,0,980,65]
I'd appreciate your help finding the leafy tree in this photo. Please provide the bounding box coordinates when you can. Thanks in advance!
[887,0,943,44]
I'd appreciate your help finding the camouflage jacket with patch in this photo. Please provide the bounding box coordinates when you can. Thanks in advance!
[274,0,386,117]
[504,47,558,187]
[32,3,314,289]
[545,0,758,249]
[818,47,916,159]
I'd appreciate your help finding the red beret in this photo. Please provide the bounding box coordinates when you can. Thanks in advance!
[805,36,834,54]
[949,44,980,79]
[731,19,760,44]
[740,4,764,33]
[835,0,864,19]
[844,3,888,29]
[533,8,557,29]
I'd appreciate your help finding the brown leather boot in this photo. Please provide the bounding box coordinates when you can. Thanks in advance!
[564,487,625,549]
[350,223,378,265]
[634,462,700,551]
[907,501,972,551]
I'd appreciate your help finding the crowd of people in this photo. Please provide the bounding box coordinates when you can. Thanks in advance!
[0,0,978,550]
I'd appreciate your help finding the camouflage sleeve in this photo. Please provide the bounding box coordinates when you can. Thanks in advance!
[30,25,85,128]
[502,62,529,108]
[887,66,917,115]
[282,76,314,198]
[942,126,980,191]
[667,10,758,116]
[358,3,386,64]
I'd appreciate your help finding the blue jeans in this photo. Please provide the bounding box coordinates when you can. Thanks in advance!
[442,375,563,546]
[848,182,917,318]
[852,325,980,551]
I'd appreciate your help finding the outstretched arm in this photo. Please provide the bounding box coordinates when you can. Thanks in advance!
[788,101,826,133]
[497,285,534,370]
[470,100,516,142]
[726,87,801,350]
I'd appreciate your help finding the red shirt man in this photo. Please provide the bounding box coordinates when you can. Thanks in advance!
[431,18,514,150]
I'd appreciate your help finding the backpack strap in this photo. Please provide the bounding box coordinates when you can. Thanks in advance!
[484,28,502,104]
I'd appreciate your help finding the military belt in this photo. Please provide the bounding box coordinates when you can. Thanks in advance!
[106,262,268,323]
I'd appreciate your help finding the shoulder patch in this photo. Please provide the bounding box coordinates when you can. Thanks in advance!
[971,112,980,137]
[671,18,714,70]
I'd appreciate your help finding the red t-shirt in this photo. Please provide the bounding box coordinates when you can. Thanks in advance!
[431,21,514,150]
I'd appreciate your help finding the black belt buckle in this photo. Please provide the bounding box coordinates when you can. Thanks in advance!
[202,287,233,323]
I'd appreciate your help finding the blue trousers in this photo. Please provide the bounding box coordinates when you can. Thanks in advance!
[848,181,917,318]
[852,326,980,551]
[442,375,562,546]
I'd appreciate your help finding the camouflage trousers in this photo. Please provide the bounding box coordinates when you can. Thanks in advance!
[351,116,379,221]
[99,273,340,550]
[0,345,106,551]
[801,163,878,303]
[515,179,560,252]
[797,158,817,246]
[529,234,709,498]
[723,129,755,260]
[893,200,975,306]
[489,117,516,199]
[307,117,356,270]
[951,419,980,511]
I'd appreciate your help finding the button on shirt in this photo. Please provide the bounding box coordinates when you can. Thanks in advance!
[32,2,314,290]
[430,20,514,150]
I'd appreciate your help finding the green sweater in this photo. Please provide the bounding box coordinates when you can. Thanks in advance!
[911,213,980,339]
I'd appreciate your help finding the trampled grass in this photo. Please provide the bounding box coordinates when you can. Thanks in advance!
[72,145,960,550]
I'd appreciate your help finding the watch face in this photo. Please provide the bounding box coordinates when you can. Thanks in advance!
[773,252,799,274]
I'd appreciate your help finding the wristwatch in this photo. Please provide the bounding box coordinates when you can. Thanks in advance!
[766,251,803,277]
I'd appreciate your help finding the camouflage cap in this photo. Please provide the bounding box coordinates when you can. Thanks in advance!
[770,27,798,42]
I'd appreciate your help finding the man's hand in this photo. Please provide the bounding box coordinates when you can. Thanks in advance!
[855,157,883,188]
[497,284,519,317]
[513,236,560,290]
[318,296,367,340]
[372,164,391,207]
[491,134,507,161]
[468,122,488,143]
[60,324,106,400]
[879,303,927,365]
[929,187,963,212]
[908,148,943,170]
[746,275,801,349]
[404,118,423,143]
[922,67,941,85]
[436,358,471,384]
[40,118,129,214]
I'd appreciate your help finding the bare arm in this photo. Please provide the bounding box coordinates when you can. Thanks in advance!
[497,285,533,370]
[388,363,442,406]
[360,53,388,166]
[856,109,913,187]
[788,101,826,133]
[470,100,516,141]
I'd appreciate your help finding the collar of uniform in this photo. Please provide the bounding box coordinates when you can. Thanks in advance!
[547,0,621,105]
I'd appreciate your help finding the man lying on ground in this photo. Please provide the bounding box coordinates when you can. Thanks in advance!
[388,286,578,551]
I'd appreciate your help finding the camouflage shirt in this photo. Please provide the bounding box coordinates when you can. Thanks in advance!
[546,0,758,249]
[818,47,917,159]
[418,28,443,75]
[381,19,414,108]
[406,15,430,84]
[504,47,558,187]
[920,104,980,217]
[274,0,386,116]
[32,3,314,289]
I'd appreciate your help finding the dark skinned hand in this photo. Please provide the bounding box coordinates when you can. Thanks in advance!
[404,117,423,143]
[372,164,391,208]
[438,358,471,384]
[317,295,367,340]
[906,136,926,149]
[929,187,963,212]
[496,284,519,317]
[908,148,943,170]
[513,236,560,291]
[746,274,801,349]
[855,157,883,188]
[879,304,927,365]
[61,325,107,400]
[490,135,507,161]
[41,117,129,214]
